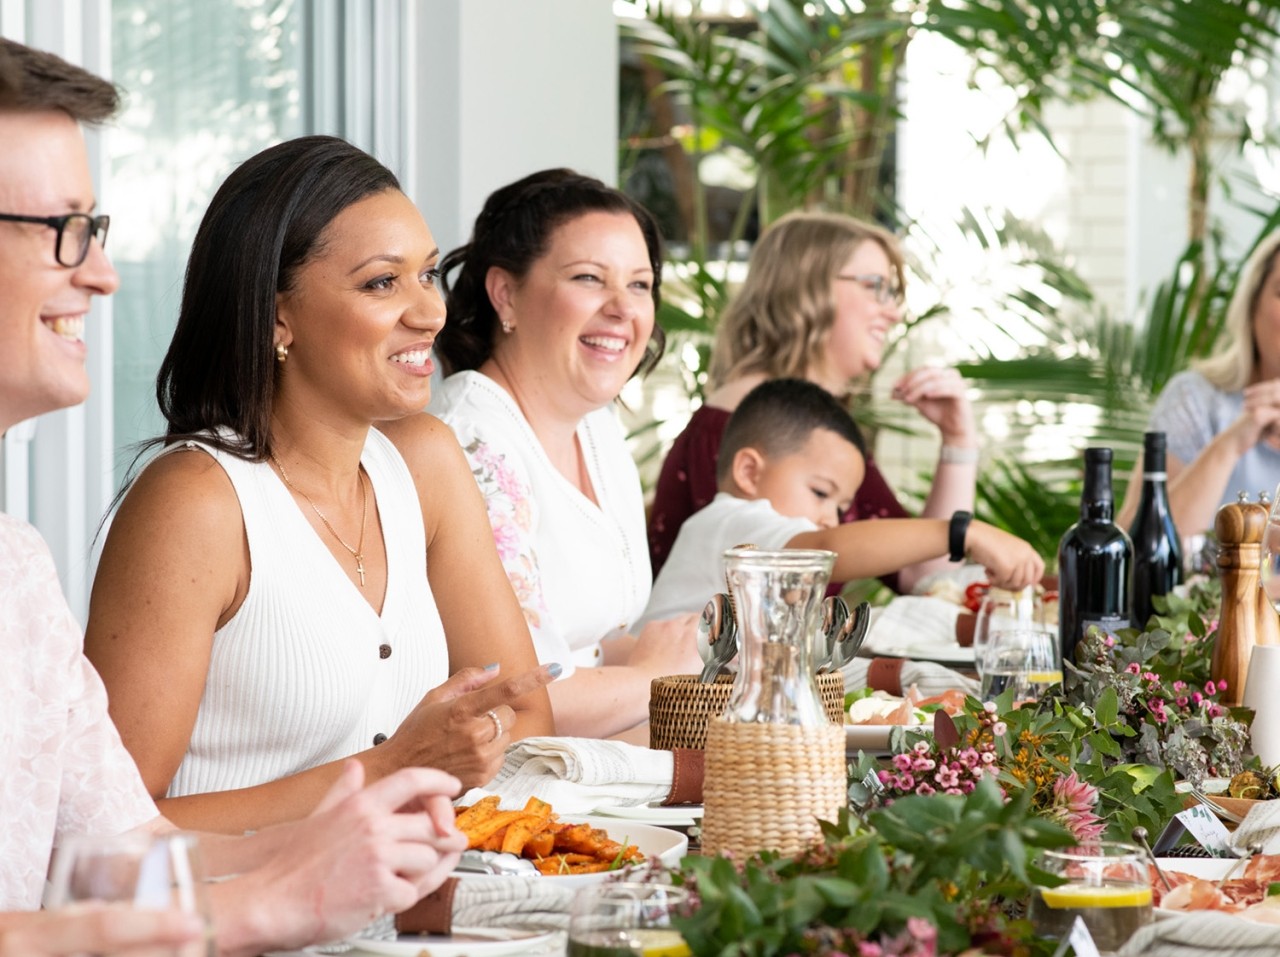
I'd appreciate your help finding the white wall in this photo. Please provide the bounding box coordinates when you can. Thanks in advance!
[406,0,619,256]
[2,0,621,621]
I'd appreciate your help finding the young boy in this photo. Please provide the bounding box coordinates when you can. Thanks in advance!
[640,380,1044,691]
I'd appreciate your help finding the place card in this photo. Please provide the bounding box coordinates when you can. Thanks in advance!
[1175,804,1235,856]
[1049,916,1101,957]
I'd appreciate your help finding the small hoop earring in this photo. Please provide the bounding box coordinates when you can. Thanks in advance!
[500,320,513,334]
[275,343,288,364]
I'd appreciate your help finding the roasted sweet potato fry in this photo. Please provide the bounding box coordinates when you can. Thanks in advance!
[455,797,650,873]
[452,796,499,833]
[464,809,533,849]
[500,799,554,855]
[522,827,557,859]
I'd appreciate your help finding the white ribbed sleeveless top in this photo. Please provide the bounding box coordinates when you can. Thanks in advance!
[164,428,448,799]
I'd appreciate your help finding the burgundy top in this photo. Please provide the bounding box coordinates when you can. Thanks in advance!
[647,404,910,592]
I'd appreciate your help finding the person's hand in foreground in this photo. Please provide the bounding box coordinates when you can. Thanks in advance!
[213,759,465,957]
[0,906,202,957]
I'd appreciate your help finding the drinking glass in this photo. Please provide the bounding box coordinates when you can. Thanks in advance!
[979,628,1061,703]
[567,882,692,957]
[48,831,215,957]
[1260,483,1280,614]
[974,587,1044,678]
[1028,842,1152,954]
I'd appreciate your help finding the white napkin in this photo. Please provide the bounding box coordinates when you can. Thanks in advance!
[860,596,967,660]
[459,737,673,814]
[1119,912,1280,956]
[1231,800,1280,854]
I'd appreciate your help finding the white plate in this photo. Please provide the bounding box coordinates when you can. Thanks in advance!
[1174,778,1231,795]
[845,722,930,755]
[350,927,556,957]
[589,803,703,827]
[453,816,689,890]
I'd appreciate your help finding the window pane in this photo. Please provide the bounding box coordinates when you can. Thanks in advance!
[109,0,306,480]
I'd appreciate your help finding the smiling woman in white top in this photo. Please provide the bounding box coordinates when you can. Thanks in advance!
[84,136,556,835]
[408,169,700,740]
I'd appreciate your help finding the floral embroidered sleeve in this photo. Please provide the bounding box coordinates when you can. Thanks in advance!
[455,432,563,664]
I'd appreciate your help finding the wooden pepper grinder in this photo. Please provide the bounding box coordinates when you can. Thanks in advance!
[1213,493,1280,705]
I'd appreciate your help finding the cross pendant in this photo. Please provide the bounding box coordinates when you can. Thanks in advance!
[355,555,366,587]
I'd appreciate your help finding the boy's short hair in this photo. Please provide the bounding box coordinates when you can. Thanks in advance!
[0,38,121,123]
[716,378,867,483]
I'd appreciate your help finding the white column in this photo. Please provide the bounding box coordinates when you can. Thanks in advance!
[404,0,619,256]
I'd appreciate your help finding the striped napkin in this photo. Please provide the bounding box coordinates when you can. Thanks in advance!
[1119,912,1280,955]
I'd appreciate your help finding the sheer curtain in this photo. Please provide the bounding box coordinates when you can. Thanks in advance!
[108,0,309,476]
[108,0,404,481]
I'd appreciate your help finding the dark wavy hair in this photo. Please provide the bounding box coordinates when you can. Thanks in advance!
[154,135,400,460]
[435,168,665,377]
[717,378,867,484]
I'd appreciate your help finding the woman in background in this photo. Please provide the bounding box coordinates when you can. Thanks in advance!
[1118,230,1280,533]
[413,168,700,740]
[648,211,979,594]
[86,136,555,834]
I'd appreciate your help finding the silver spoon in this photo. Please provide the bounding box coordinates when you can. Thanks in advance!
[699,594,738,683]
[1131,826,1171,891]
[815,597,850,672]
[828,601,872,673]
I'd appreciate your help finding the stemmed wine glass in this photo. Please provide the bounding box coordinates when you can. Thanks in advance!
[48,831,215,957]
[1260,483,1280,616]
[974,586,1045,678]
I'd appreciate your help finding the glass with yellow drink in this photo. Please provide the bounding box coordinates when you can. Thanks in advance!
[1028,843,1153,954]
[567,883,691,957]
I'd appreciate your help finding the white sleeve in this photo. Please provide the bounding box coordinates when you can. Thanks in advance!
[1150,373,1217,465]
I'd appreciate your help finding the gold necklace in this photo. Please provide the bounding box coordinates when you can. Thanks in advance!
[271,452,368,587]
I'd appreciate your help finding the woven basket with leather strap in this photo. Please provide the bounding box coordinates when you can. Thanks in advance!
[648,672,845,751]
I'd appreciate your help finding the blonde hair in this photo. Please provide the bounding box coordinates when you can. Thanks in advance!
[707,211,905,389]
[1195,229,1280,391]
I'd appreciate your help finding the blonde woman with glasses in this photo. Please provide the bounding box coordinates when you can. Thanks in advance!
[647,211,979,594]
[1118,230,1280,534]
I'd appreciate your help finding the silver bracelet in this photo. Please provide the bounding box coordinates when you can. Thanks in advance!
[939,444,979,465]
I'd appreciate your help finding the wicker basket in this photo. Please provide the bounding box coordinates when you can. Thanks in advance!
[648,672,846,751]
[701,719,847,859]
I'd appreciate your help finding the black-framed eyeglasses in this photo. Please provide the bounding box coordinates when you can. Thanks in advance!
[0,212,111,267]
[836,273,903,306]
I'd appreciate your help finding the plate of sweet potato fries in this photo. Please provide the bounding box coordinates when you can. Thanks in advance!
[453,796,687,886]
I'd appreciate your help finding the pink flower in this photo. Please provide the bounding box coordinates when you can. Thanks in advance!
[992,721,1008,736]
[1047,771,1105,842]
[1126,662,1142,675]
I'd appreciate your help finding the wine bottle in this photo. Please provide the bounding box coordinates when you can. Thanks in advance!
[1058,447,1133,667]
[1128,432,1183,629]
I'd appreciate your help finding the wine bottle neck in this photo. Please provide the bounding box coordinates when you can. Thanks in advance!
[1081,456,1114,522]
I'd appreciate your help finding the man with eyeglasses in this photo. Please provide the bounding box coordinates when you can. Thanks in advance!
[0,37,466,957]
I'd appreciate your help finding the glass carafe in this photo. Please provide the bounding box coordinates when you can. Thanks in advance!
[721,547,835,726]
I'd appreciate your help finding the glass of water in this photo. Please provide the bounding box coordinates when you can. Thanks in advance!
[979,628,1061,703]
[974,586,1044,678]
[48,831,214,957]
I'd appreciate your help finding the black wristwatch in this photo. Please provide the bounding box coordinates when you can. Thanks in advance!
[948,511,972,562]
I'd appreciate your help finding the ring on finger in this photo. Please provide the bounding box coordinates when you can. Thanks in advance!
[485,709,504,742]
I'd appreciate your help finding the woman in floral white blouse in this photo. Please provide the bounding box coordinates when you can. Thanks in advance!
[412,169,700,739]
